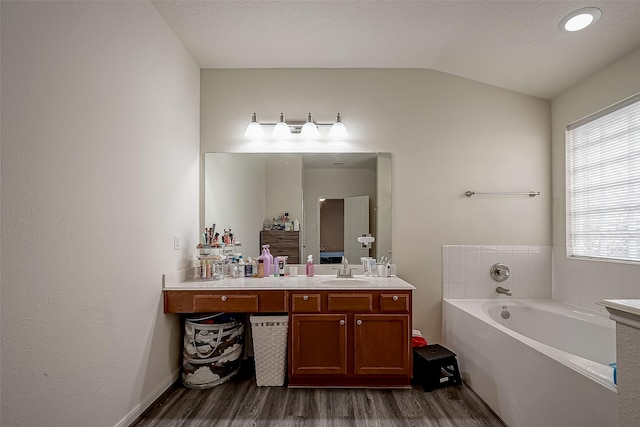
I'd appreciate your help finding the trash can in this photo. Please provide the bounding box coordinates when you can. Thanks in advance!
[181,313,245,389]
[250,315,289,386]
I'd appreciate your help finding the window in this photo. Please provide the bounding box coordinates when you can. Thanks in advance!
[566,93,640,262]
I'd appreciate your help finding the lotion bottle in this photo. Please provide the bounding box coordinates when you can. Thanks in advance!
[306,255,314,277]
[258,245,271,277]
[265,245,274,276]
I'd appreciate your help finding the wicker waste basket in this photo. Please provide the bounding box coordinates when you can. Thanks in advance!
[250,315,289,386]
[181,313,245,389]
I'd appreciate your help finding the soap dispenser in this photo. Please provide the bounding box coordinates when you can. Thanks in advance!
[306,255,314,277]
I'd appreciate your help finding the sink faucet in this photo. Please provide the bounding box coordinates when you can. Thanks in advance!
[496,286,512,296]
[337,256,353,278]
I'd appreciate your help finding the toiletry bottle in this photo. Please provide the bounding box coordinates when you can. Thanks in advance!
[245,257,253,277]
[257,259,264,278]
[265,245,274,276]
[306,255,314,277]
[293,219,300,231]
[258,245,271,277]
[273,256,279,277]
[237,256,245,278]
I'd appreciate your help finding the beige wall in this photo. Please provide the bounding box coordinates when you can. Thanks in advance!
[205,153,266,258]
[201,69,551,340]
[205,153,302,259]
[551,48,640,312]
[265,154,303,226]
[1,2,200,426]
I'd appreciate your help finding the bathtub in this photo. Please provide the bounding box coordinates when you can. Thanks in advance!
[442,299,617,427]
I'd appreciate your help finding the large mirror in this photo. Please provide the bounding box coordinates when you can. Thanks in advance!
[204,153,392,264]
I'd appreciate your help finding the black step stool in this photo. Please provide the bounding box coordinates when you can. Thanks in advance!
[413,344,462,392]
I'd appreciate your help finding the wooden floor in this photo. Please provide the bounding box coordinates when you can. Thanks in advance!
[132,366,505,427]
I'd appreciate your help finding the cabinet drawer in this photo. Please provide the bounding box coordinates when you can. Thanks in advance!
[291,294,322,313]
[193,294,259,312]
[380,294,410,313]
[327,293,373,312]
[262,231,298,240]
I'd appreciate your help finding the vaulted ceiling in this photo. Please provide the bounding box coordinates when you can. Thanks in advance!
[153,1,640,100]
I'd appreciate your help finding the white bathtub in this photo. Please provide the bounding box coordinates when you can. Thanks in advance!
[442,299,618,427]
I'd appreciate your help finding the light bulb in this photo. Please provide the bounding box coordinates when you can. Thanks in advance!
[329,113,348,139]
[300,113,319,139]
[244,113,264,139]
[559,7,601,32]
[564,14,594,31]
[273,113,291,138]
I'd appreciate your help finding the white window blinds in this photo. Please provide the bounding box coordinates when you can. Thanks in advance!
[566,93,640,262]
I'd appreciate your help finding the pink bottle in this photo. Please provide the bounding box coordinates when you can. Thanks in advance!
[258,245,272,277]
[306,255,314,277]
[265,245,274,276]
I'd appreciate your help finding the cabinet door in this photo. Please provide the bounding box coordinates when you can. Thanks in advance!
[291,314,347,376]
[353,314,410,376]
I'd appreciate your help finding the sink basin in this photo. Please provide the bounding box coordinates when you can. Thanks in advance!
[320,278,373,286]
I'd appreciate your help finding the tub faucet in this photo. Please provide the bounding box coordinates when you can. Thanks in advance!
[337,256,353,278]
[496,286,512,296]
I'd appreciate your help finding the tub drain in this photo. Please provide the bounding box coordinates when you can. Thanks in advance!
[501,310,510,319]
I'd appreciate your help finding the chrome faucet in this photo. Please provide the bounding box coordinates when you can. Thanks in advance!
[496,286,512,296]
[337,256,353,278]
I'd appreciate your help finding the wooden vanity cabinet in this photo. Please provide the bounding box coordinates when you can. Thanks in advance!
[163,290,287,313]
[164,288,412,388]
[288,290,412,387]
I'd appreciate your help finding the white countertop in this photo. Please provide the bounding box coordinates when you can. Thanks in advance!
[598,299,640,318]
[598,299,640,330]
[163,274,416,291]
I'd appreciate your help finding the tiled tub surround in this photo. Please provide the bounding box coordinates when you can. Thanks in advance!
[442,245,552,299]
[441,246,618,426]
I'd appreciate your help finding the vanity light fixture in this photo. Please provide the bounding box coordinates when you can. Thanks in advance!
[244,113,264,139]
[329,113,348,139]
[559,7,601,32]
[244,112,348,139]
[300,113,319,138]
[273,113,292,139]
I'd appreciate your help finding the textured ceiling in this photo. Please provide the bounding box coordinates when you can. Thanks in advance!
[152,1,640,99]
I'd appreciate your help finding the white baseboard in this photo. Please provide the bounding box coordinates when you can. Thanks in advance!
[114,367,181,427]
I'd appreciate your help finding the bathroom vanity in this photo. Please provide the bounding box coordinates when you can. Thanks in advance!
[163,274,415,388]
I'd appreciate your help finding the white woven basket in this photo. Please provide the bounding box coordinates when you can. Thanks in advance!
[250,315,289,386]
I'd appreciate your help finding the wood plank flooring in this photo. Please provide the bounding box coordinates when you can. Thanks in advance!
[131,367,505,427]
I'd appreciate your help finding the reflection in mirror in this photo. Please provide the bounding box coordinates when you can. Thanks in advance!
[204,153,392,264]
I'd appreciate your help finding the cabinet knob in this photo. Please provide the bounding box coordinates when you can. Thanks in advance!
[393,295,399,301]
[339,320,345,326]
[221,295,227,302]
[356,319,363,326]
[303,295,309,301]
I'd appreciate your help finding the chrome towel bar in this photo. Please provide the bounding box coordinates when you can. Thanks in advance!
[465,191,540,197]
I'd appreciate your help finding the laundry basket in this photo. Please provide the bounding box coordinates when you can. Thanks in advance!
[181,313,245,389]
[250,315,289,386]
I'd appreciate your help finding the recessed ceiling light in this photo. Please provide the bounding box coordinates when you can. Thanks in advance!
[559,7,602,32]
